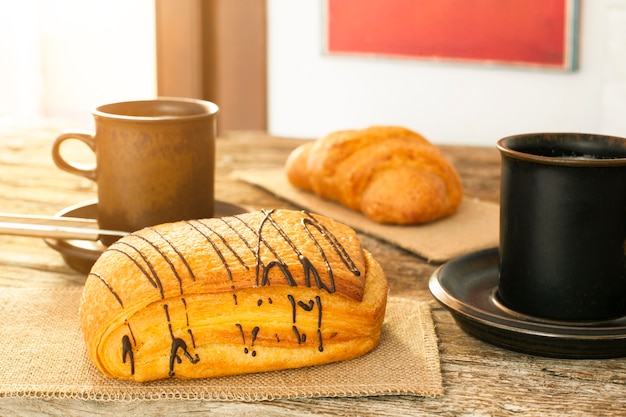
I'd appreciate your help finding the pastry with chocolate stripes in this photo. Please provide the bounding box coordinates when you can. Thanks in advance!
[80,209,388,381]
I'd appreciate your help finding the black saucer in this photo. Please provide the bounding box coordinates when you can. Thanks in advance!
[429,247,626,359]
[45,200,250,274]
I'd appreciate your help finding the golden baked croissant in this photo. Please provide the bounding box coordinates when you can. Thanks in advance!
[285,126,464,224]
[80,209,388,382]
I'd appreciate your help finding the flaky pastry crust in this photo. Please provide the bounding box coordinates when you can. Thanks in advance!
[80,209,388,382]
[285,126,464,224]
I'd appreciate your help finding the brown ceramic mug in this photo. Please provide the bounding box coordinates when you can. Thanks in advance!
[52,97,218,245]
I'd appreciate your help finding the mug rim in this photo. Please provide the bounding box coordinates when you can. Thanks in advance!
[92,97,219,121]
[497,132,626,167]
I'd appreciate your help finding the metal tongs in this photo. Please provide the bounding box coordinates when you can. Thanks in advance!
[0,213,129,241]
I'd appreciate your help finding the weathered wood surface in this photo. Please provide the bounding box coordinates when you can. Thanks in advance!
[1,124,625,416]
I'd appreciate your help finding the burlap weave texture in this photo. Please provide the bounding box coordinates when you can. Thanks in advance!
[0,288,443,401]
[233,169,499,263]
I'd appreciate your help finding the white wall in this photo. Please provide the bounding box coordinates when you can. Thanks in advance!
[0,1,42,119]
[0,0,156,128]
[39,0,157,127]
[267,0,626,145]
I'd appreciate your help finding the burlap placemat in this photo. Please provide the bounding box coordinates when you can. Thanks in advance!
[0,287,443,401]
[233,169,499,262]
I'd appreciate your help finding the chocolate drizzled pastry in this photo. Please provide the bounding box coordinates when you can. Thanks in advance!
[80,209,388,382]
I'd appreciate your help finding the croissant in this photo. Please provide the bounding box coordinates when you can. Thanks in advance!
[80,209,388,382]
[285,126,464,224]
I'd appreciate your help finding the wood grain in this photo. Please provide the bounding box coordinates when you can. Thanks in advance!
[1,124,624,416]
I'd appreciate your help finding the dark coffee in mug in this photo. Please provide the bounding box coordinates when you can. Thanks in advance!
[497,133,626,321]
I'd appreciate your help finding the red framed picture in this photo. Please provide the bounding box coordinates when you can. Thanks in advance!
[326,0,580,70]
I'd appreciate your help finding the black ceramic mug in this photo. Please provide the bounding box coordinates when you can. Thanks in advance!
[497,132,626,321]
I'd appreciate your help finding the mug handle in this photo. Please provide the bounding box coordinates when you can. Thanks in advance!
[51,130,97,181]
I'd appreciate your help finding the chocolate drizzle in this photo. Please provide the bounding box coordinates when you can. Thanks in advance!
[121,335,134,375]
[188,329,197,349]
[112,241,164,298]
[292,326,304,343]
[121,321,137,375]
[163,304,199,377]
[316,296,324,352]
[130,233,185,295]
[125,321,136,346]
[185,220,242,287]
[235,323,245,344]
[191,219,250,270]
[107,247,158,290]
[286,293,324,351]
[181,298,189,326]
[252,209,361,293]
[229,215,284,262]
[235,324,260,356]
[88,271,124,307]
[93,209,362,378]
[287,294,296,323]
[261,260,296,287]
[251,326,260,345]
[302,212,361,277]
[148,227,196,282]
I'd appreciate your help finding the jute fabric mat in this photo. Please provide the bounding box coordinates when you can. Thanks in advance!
[0,287,443,401]
[233,169,499,263]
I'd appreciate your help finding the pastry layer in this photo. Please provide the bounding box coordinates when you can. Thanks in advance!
[80,209,388,381]
[285,126,464,224]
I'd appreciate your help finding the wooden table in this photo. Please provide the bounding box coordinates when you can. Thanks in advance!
[1,125,625,416]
